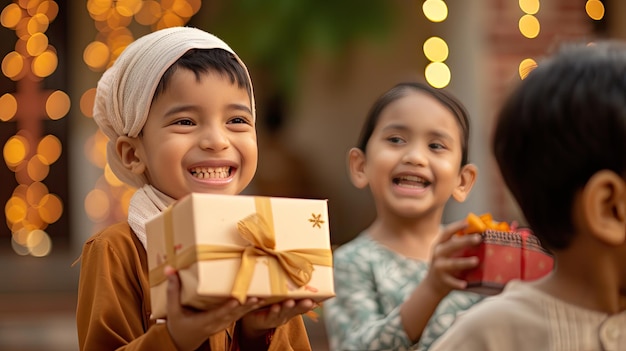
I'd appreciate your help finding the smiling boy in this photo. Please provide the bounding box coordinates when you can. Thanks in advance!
[76,27,314,351]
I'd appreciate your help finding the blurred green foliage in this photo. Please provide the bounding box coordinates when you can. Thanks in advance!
[207,0,393,98]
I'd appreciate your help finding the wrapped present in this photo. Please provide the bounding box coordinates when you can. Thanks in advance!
[519,228,554,281]
[454,213,553,295]
[146,193,335,319]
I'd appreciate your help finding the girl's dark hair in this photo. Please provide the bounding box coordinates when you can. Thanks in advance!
[493,41,626,250]
[356,82,471,166]
[153,48,252,102]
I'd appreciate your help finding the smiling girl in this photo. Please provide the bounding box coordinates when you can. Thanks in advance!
[323,82,484,350]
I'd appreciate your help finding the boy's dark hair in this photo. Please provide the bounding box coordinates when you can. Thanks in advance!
[356,82,471,166]
[153,48,252,102]
[493,41,626,250]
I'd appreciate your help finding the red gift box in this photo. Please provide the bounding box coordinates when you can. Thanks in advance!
[519,229,554,281]
[454,214,554,295]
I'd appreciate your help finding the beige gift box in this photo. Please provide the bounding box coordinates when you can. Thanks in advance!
[146,193,335,319]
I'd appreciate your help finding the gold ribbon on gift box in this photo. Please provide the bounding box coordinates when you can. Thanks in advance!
[149,197,333,304]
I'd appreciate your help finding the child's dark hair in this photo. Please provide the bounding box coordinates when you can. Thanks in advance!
[493,41,626,250]
[153,48,252,102]
[356,82,471,166]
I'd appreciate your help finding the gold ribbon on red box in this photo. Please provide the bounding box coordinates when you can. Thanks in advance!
[149,197,333,304]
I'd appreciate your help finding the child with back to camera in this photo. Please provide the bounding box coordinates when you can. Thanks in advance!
[75,27,315,351]
[323,82,485,350]
[430,41,626,350]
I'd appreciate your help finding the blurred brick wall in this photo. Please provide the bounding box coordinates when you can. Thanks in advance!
[484,0,596,222]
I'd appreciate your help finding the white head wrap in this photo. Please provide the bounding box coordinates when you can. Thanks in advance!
[93,26,255,189]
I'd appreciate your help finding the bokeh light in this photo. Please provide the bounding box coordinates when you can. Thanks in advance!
[27,13,49,34]
[519,0,540,15]
[46,90,71,120]
[115,0,143,17]
[0,93,18,121]
[1,3,23,28]
[37,134,62,165]
[26,181,48,207]
[6,196,28,225]
[585,0,605,20]
[85,188,111,222]
[80,88,97,117]
[135,1,161,25]
[4,135,29,168]
[31,49,58,77]
[423,36,449,62]
[104,164,124,187]
[26,229,52,257]
[2,51,25,79]
[422,0,448,23]
[38,193,63,224]
[83,41,110,70]
[425,62,451,88]
[26,32,49,56]
[519,14,540,38]
[27,154,50,182]
[518,58,537,79]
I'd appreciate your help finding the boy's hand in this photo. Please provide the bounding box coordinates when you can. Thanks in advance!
[424,220,482,297]
[164,266,262,351]
[240,299,316,339]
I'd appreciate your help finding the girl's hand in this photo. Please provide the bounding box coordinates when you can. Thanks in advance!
[240,299,316,338]
[164,266,262,351]
[424,220,482,297]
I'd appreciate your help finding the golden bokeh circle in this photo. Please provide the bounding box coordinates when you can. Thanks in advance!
[1,3,23,28]
[27,154,50,182]
[423,37,449,63]
[26,32,49,57]
[519,0,540,15]
[38,193,63,224]
[27,13,50,35]
[4,135,29,168]
[425,62,451,89]
[586,0,605,20]
[80,88,97,117]
[85,188,111,222]
[519,58,538,80]
[2,51,25,80]
[46,90,71,120]
[83,41,110,70]
[26,181,48,207]
[519,14,540,39]
[37,134,62,165]
[32,50,58,77]
[0,93,18,121]
[422,0,448,23]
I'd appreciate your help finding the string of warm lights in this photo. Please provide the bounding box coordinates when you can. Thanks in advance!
[422,0,450,88]
[81,0,201,234]
[517,0,540,80]
[0,0,67,257]
[0,1,612,255]
[517,0,605,80]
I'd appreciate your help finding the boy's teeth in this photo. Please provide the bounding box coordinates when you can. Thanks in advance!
[394,175,429,187]
[190,166,230,179]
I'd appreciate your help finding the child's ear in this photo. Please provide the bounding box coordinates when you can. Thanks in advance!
[451,163,478,202]
[348,147,369,189]
[116,136,146,175]
[580,170,626,246]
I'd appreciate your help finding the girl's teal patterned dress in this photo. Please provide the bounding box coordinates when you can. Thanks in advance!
[323,233,483,351]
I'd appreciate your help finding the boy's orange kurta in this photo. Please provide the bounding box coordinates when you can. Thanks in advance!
[76,222,312,351]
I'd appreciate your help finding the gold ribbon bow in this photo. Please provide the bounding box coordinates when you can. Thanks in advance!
[149,197,332,304]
